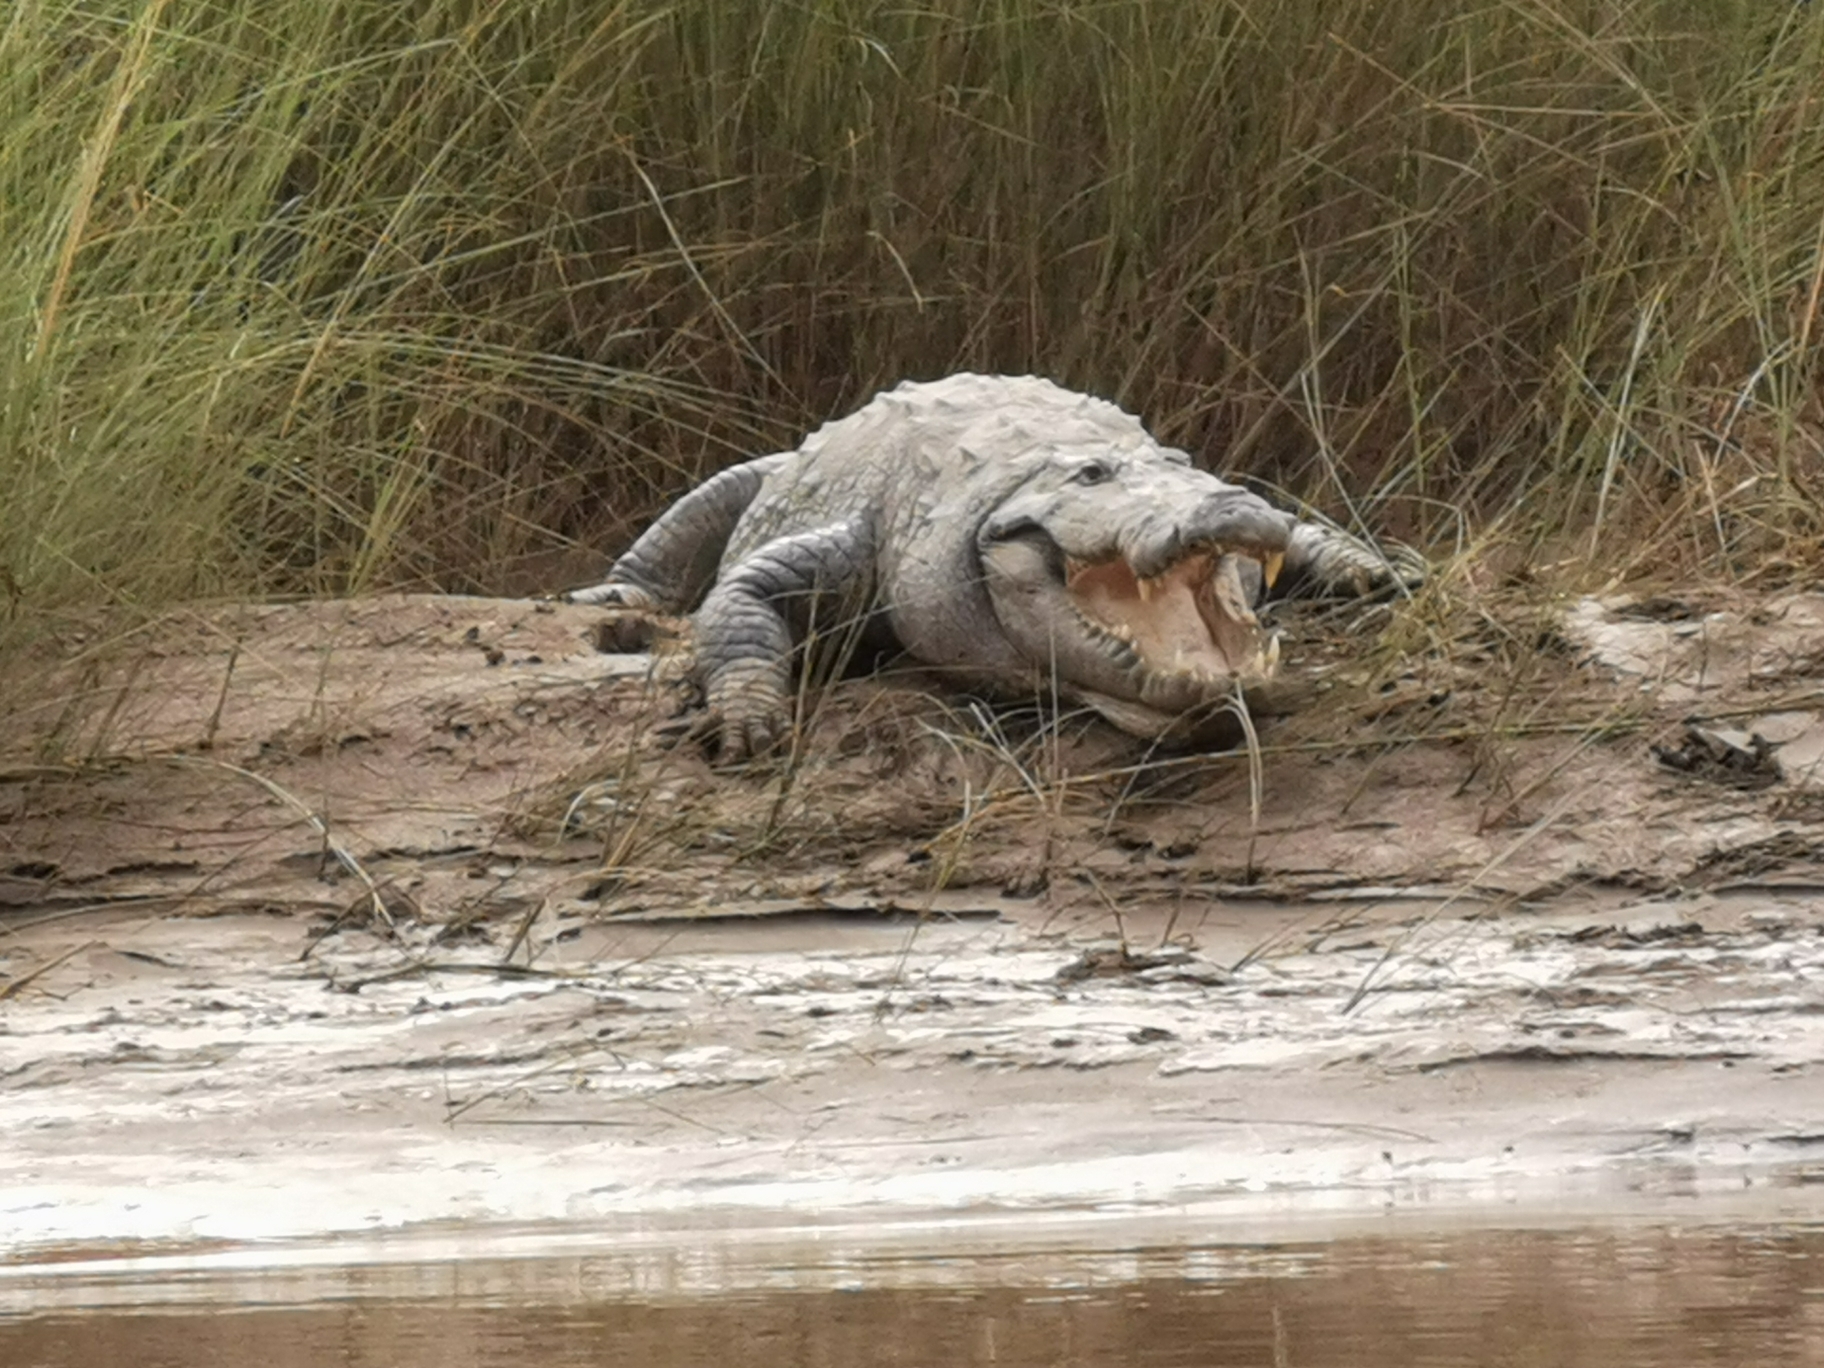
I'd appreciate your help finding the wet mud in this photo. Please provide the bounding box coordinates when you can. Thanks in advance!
[4,590,1824,1258]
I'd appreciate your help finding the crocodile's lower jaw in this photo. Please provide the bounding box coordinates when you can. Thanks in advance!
[1073,676,1308,742]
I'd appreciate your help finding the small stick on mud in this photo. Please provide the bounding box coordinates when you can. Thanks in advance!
[84,652,151,763]
[499,895,550,967]
[323,960,574,994]
[199,638,241,751]
[0,938,101,1001]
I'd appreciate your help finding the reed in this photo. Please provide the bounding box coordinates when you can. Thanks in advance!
[3,0,1820,641]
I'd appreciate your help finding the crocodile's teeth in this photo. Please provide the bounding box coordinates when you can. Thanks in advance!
[1212,555,1258,626]
[1262,551,1285,589]
[1247,638,1278,676]
[1137,575,1159,601]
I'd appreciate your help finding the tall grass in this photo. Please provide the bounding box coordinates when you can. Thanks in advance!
[2,0,1822,635]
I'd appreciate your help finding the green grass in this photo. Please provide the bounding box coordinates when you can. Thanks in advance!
[3,0,1822,639]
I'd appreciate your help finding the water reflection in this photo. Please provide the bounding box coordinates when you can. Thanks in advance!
[5,1224,1822,1367]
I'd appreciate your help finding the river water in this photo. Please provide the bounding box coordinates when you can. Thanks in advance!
[4,1221,1821,1366]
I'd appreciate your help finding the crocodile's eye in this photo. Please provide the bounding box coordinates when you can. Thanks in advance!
[1074,461,1111,485]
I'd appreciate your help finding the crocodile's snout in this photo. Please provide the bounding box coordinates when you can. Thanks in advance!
[1120,491,1294,582]
[982,457,1294,689]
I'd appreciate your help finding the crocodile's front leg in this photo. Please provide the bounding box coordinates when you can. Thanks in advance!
[567,452,791,611]
[690,517,876,763]
[1280,518,1426,599]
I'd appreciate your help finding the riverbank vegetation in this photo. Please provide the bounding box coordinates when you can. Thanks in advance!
[4,0,1822,635]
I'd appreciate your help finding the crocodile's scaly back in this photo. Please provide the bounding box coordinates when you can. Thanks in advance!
[723,376,1174,682]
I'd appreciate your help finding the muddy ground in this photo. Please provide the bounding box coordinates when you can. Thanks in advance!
[3,587,1824,1259]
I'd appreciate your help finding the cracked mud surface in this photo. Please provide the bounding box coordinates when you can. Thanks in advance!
[5,591,1824,1258]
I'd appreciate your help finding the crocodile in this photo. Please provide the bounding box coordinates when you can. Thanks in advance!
[569,373,1420,760]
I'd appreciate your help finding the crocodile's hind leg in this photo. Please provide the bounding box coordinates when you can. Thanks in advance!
[567,452,791,612]
[564,452,790,651]
[687,517,876,763]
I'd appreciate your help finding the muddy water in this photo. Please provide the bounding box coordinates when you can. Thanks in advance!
[5,1224,1822,1367]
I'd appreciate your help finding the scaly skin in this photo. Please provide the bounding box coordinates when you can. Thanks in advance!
[569,374,1421,760]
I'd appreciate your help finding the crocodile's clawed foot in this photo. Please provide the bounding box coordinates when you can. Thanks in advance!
[1377,542,1429,594]
[1309,540,1428,600]
[591,609,662,654]
[656,701,791,767]
[561,578,670,652]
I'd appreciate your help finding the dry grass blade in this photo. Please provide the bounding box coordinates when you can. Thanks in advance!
[167,754,396,933]
[1341,781,1586,1015]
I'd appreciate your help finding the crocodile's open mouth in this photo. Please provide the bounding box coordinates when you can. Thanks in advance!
[1065,547,1284,680]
